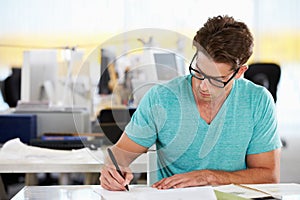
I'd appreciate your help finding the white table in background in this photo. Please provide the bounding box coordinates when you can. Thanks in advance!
[0,139,147,199]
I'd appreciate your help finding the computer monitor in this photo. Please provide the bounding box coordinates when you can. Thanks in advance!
[153,52,178,80]
[130,49,185,106]
[21,50,58,104]
[139,49,184,81]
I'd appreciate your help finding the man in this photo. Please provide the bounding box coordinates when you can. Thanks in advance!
[100,15,282,191]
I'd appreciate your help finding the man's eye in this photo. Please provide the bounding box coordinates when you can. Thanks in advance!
[212,77,226,82]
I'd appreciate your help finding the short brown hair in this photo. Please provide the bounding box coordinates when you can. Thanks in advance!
[193,15,254,70]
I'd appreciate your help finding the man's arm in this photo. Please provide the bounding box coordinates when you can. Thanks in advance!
[113,132,149,165]
[100,132,148,190]
[152,148,281,189]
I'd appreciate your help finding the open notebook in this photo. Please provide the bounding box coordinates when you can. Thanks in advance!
[214,183,300,199]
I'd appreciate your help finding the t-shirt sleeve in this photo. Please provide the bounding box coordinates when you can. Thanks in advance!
[125,87,164,148]
[247,88,282,155]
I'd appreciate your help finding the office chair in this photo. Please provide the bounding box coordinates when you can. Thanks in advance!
[244,62,286,147]
[244,63,281,103]
[97,108,136,144]
[97,108,144,184]
[2,68,21,107]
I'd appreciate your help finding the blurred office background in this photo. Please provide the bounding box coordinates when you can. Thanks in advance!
[0,0,300,183]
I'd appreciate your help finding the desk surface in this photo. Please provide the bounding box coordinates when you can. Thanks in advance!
[12,185,101,200]
[12,185,218,200]
[0,151,147,173]
[0,151,146,173]
[12,184,300,200]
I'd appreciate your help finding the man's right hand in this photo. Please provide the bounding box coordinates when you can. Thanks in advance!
[100,165,133,191]
[99,132,148,190]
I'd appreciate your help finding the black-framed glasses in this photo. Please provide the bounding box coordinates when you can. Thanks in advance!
[189,53,240,88]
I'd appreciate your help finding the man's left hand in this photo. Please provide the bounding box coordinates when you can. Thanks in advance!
[152,170,212,189]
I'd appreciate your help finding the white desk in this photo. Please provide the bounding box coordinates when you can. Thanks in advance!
[12,184,300,200]
[0,150,146,173]
[12,185,217,200]
[12,185,102,200]
[0,139,147,199]
[0,139,147,174]
[0,149,146,186]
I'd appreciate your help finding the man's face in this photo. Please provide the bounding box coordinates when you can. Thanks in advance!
[190,52,238,102]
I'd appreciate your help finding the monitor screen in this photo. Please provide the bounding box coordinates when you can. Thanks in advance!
[154,53,178,80]
[21,50,58,104]
[130,50,185,106]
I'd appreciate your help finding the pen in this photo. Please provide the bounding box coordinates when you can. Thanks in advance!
[107,147,129,191]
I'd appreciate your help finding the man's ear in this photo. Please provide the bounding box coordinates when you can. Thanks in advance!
[235,65,248,79]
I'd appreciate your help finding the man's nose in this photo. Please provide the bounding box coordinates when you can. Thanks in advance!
[199,78,209,90]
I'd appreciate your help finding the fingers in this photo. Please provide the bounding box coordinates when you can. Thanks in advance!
[152,172,208,190]
[152,175,183,189]
[100,166,133,191]
[108,166,127,184]
[153,178,191,189]
[152,178,165,188]
[100,168,125,191]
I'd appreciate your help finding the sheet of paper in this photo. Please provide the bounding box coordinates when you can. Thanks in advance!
[93,185,217,200]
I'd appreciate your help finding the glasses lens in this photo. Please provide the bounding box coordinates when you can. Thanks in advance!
[209,79,225,88]
[190,68,205,80]
[190,56,205,80]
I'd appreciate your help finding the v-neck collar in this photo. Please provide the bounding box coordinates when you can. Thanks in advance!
[187,75,236,127]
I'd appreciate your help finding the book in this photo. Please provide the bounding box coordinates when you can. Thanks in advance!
[41,135,88,141]
[214,183,300,199]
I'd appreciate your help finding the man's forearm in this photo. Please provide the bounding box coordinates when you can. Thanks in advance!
[206,168,279,185]
[110,132,148,167]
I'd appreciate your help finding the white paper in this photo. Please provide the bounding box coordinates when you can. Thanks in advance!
[93,185,217,200]
[243,183,300,196]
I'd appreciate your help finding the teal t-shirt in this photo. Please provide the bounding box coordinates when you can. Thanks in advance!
[125,75,282,181]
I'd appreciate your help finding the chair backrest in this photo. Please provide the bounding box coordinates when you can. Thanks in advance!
[244,63,281,102]
[2,68,21,107]
[97,108,136,144]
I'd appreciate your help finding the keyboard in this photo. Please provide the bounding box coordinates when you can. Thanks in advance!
[30,138,103,150]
